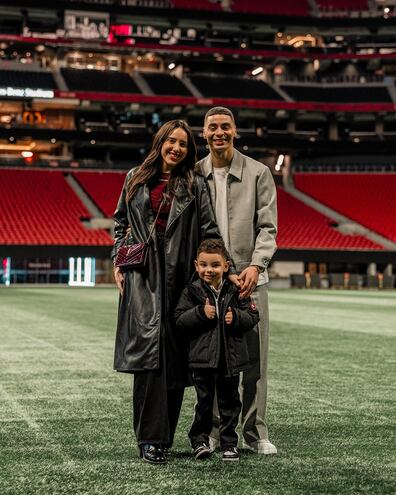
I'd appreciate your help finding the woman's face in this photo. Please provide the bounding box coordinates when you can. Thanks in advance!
[160,127,189,172]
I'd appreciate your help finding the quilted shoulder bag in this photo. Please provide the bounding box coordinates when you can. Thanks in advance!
[115,198,165,272]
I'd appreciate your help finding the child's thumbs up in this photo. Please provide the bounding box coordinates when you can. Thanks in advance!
[225,306,233,325]
[204,297,216,319]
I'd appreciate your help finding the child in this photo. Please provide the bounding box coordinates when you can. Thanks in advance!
[174,239,259,462]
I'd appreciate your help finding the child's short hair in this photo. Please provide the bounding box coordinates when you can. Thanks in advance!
[197,238,229,260]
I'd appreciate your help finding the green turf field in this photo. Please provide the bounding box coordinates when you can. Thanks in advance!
[1,287,395,495]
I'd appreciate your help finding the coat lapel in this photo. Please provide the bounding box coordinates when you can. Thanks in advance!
[166,182,194,234]
[133,184,152,237]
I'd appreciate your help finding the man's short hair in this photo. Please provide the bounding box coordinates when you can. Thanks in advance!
[204,106,235,125]
[197,238,229,260]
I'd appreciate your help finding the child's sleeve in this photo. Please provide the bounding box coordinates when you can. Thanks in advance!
[174,289,210,332]
[231,296,260,332]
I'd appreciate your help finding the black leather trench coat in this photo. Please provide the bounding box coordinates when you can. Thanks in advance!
[112,170,220,376]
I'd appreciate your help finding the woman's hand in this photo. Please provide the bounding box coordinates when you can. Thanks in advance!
[114,266,124,296]
[228,274,241,288]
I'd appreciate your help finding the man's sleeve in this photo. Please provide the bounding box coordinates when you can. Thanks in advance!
[250,166,277,270]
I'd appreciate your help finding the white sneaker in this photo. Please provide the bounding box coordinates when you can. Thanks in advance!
[243,439,277,455]
[208,436,219,452]
[222,446,240,462]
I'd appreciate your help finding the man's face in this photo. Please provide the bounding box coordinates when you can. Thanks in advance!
[203,114,237,154]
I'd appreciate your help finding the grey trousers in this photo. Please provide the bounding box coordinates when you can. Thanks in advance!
[211,283,270,443]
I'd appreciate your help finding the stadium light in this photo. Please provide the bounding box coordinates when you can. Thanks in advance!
[275,154,285,171]
[251,66,263,76]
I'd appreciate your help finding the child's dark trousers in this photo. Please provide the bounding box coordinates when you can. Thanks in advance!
[189,366,241,449]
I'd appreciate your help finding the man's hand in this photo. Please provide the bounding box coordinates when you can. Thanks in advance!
[204,297,216,319]
[225,306,233,325]
[238,266,259,299]
[114,266,124,296]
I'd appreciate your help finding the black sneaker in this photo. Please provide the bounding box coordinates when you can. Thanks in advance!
[193,442,212,460]
[222,446,240,462]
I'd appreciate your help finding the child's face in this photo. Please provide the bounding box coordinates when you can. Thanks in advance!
[195,252,230,288]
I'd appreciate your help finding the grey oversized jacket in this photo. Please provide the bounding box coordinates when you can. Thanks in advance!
[197,149,277,282]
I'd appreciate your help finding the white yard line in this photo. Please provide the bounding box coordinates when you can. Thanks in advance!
[0,383,86,465]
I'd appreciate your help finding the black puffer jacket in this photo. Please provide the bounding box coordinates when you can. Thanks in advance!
[112,170,221,375]
[174,279,260,376]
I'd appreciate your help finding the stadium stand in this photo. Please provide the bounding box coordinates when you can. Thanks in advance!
[294,173,396,243]
[171,0,310,16]
[139,72,192,96]
[232,0,310,16]
[65,174,385,251]
[1,0,395,286]
[171,0,222,11]
[316,0,368,12]
[73,171,126,218]
[0,70,57,89]
[61,68,142,93]
[280,84,392,103]
[189,74,284,100]
[0,169,112,245]
[276,187,383,250]
[76,110,113,132]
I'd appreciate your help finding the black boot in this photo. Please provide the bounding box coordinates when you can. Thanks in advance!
[139,444,167,464]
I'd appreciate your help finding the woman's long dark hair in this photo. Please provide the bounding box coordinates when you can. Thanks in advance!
[126,119,197,201]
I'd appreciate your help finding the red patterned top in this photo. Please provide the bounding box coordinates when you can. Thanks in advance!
[149,173,172,231]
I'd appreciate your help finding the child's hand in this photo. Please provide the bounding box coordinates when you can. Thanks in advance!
[204,297,216,319]
[225,306,233,325]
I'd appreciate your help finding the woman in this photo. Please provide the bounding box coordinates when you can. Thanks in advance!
[112,120,220,464]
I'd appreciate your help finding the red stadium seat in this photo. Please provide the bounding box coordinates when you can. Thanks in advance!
[72,171,127,218]
[0,169,112,246]
[294,173,396,243]
[277,187,383,250]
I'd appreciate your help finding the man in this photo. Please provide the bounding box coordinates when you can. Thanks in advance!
[196,106,278,454]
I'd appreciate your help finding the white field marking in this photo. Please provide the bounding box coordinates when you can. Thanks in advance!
[269,314,395,337]
[0,383,41,431]
[303,396,391,423]
[0,394,123,401]
[1,326,112,368]
[6,328,74,357]
[269,302,396,337]
[270,292,396,307]
[0,383,78,465]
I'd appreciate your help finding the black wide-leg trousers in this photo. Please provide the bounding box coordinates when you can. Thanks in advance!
[133,367,184,447]
[189,368,241,449]
[131,230,186,447]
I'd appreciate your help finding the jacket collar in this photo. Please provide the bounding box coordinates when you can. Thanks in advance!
[190,278,237,300]
[201,148,244,182]
[166,181,194,233]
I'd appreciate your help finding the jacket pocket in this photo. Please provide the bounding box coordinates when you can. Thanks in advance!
[228,335,250,372]
[189,331,211,364]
